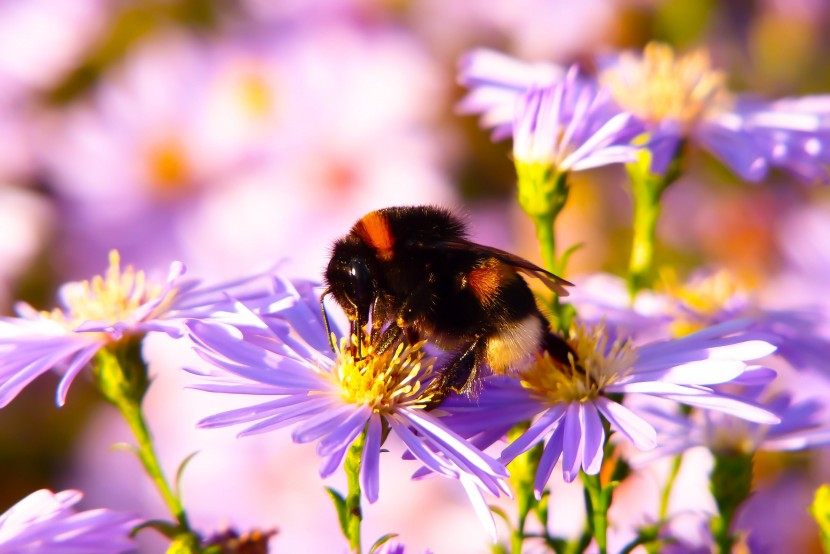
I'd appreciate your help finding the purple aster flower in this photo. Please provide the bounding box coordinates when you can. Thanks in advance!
[512,67,642,175]
[566,270,830,375]
[0,250,281,408]
[440,321,778,490]
[185,278,510,539]
[460,42,830,182]
[635,384,830,463]
[457,47,565,140]
[0,489,139,554]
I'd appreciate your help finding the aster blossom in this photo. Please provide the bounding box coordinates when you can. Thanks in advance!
[635,384,830,463]
[185,277,510,537]
[0,250,283,407]
[566,270,830,374]
[440,321,779,490]
[512,66,643,176]
[459,42,830,182]
[0,489,139,554]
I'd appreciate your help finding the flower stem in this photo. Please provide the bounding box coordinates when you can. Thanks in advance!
[344,432,365,553]
[625,139,684,296]
[92,339,199,552]
[507,425,543,554]
[710,453,753,554]
[581,472,610,554]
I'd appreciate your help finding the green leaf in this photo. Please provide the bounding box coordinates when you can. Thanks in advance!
[812,484,830,552]
[174,451,200,500]
[131,519,181,540]
[325,486,350,538]
[369,533,399,553]
[557,242,584,276]
[489,506,513,530]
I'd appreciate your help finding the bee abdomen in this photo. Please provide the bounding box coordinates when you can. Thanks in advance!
[485,314,546,374]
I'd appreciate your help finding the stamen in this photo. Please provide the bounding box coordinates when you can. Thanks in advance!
[42,250,174,331]
[520,324,637,404]
[600,42,731,129]
[332,335,439,413]
[658,269,751,336]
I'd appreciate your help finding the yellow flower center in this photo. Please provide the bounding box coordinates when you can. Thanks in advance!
[42,250,173,331]
[657,269,751,337]
[600,42,731,129]
[519,324,637,404]
[331,336,439,413]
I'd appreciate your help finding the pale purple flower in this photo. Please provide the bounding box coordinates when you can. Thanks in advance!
[566,271,830,374]
[459,42,830,182]
[440,321,778,490]
[185,277,510,539]
[0,489,139,554]
[512,67,642,174]
[458,47,565,140]
[635,385,830,462]
[0,250,282,407]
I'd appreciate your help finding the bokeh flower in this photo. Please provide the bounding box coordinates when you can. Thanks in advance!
[0,250,280,407]
[0,489,138,554]
[441,321,778,490]
[186,277,510,538]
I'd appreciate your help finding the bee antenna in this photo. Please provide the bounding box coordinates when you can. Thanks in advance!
[320,289,336,352]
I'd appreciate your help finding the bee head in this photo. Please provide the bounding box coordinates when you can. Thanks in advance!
[324,236,379,328]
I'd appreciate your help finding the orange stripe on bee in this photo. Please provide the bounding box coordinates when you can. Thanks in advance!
[356,211,395,260]
[467,258,512,304]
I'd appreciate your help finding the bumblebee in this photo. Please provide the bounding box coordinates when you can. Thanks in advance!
[322,205,572,402]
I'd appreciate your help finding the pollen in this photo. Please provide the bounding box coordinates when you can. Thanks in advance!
[519,324,637,404]
[42,250,172,331]
[332,335,439,413]
[658,269,750,337]
[600,42,731,129]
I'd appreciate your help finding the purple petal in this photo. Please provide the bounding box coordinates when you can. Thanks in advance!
[534,425,565,497]
[580,402,605,475]
[361,416,382,503]
[595,397,657,450]
[500,404,566,463]
[562,402,582,482]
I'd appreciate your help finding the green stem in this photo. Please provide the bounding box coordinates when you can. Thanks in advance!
[92,339,199,552]
[625,138,685,296]
[627,181,663,295]
[581,472,609,554]
[710,453,753,554]
[507,430,543,554]
[344,433,365,553]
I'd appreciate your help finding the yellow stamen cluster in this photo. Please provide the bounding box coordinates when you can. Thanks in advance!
[42,250,173,331]
[658,269,750,337]
[331,336,439,413]
[520,324,638,404]
[600,42,730,129]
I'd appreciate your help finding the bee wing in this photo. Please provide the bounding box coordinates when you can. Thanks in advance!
[434,239,573,297]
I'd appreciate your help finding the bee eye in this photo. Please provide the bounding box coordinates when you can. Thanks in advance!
[347,258,373,309]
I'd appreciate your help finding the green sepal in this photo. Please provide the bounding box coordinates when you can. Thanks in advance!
[325,486,350,540]
[368,533,399,553]
[91,336,149,408]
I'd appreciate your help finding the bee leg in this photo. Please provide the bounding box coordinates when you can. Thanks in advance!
[373,324,403,356]
[427,337,486,410]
